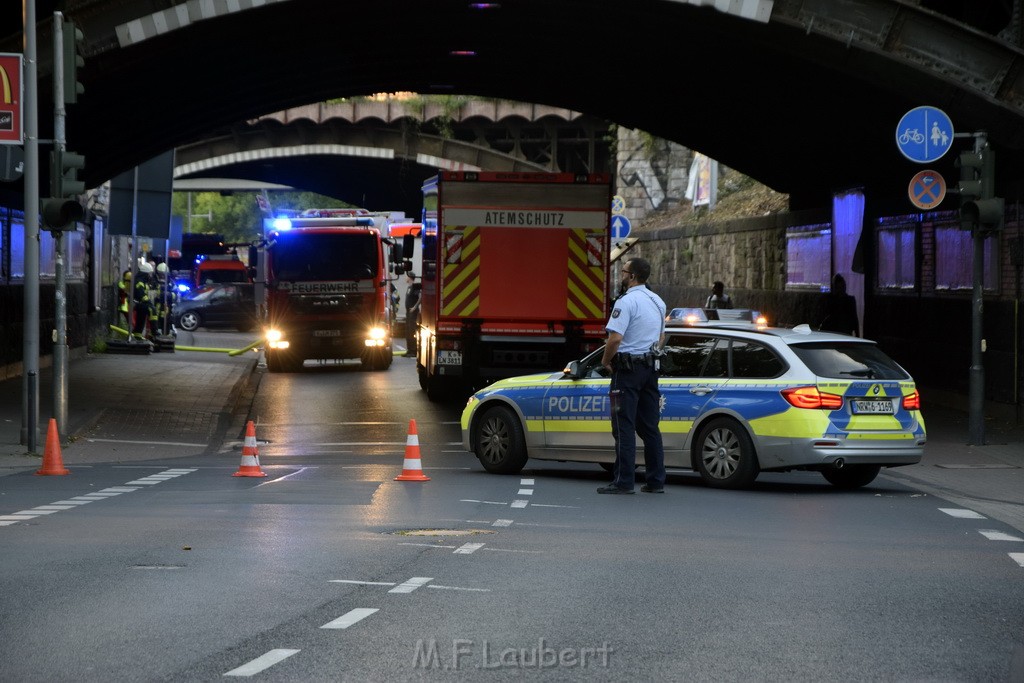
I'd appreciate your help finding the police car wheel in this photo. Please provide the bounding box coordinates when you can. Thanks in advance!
[695,417,759,489]
[821,464,881,489]
[178,311,200,331]
[475,405,527,474]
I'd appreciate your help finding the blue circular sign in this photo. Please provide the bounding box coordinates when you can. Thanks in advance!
[611,214,631,239]
[895,106,954,163]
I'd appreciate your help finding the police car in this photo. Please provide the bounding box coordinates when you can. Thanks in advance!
[461,316,925,489]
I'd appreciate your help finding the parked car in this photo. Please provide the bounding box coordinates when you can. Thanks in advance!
[175,283,259,332]
[461,320,926,489]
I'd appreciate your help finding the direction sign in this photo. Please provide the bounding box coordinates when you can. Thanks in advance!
[895,106,954,163]
[611,214,631,239]
[908,169,946,210]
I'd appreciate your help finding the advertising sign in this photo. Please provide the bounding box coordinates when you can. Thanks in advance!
[0,53,23,145]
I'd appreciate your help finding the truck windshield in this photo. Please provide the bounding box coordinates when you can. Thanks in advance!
[269,233,379,281]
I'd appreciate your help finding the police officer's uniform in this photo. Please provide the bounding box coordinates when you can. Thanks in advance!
[604,284,667,492]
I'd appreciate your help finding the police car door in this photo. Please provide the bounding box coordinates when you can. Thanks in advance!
[542,352,614,455]
[658,332,728,461]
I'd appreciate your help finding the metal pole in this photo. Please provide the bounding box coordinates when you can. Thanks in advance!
[52,13,67,435]
[21,0,40,452]
[967,132,987,445]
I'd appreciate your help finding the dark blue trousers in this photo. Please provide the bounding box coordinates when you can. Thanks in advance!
[609,362,666,490]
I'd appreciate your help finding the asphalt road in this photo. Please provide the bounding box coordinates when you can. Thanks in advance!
[1,334,1022,681]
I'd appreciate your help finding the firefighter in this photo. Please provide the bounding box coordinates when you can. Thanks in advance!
[153,262,177,335]
[117,269,132,331]
[132,263,153,340]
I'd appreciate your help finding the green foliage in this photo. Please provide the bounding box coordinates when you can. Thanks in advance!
[171,191,356,243]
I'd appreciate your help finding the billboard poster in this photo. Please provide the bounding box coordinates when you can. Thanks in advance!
[0,53,23,145]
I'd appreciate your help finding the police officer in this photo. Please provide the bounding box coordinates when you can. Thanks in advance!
[598,257,667,494]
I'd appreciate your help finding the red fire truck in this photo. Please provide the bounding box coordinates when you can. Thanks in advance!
[415,171,612,399]
[258,215,395,372]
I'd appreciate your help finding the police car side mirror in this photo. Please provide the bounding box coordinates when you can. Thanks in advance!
[563,360,583,380]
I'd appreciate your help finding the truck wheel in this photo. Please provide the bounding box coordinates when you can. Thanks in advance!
[695,417,759,489]
[474,405,528,474]
[267,350,301,373]
[821,465,881,489]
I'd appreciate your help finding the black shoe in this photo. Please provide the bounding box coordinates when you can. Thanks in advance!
[597,484,634,494]
[640,485,665,493]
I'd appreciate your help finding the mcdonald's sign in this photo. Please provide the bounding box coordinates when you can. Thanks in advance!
[0,53,24,145]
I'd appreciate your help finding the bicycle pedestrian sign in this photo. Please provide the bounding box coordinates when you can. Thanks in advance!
[895,106,954,163]
[908,169,946,210]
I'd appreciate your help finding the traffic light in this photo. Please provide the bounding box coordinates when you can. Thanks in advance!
[62,21,84,104]
[41,149,86,229]
[957,144,1003,232]
[50,148,85,198]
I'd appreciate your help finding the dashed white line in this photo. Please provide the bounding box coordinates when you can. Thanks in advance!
[460,499,509,506]
[525,503,579,508]
[511,500,529,508]
[1011,553,1024,568]
[328,579,396,587]
[31,505,77,511]
[492,519,513,527]
[398,542,457,549]
[223,648,300,677]
[521,478,535,485]
[517,489,534,496]
[320,608,379,630]
[454,543,485,555]
[427,584,491,592]
[388,577,433,593]
[938,508,986,519]
[979,530,1024,542]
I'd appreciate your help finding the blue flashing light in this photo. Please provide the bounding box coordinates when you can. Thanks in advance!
[273,217,293,231]
[176,282,191,294]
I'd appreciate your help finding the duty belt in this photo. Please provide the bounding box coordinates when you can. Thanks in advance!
[613,352,654,370]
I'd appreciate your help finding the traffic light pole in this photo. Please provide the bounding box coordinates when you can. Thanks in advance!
[967,132,987,446]
[52,13,68,435]
[21,0,40,452]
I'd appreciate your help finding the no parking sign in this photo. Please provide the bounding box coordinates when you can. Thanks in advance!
[908,170,946,210]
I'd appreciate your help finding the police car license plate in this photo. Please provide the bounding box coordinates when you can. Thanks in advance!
[437,350,462,366]
[852,399,895,414]
[313,330,340,337]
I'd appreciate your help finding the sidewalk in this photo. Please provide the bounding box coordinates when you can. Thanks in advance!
[0,350,1022,532]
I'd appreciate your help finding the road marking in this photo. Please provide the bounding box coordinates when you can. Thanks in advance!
[529,503,579,508]
[483,547,544,554]
[492,519,513,527]
[979,530,1024,542]
[31,505,77,511]
[511,500,529,508]
[939,508,986,519]
[398,542,457,549]
[255,467,313,487]
[223,648,300,677]
[389,577,433,593]
[86,438,208,447]
[22,509,60,515]
[427,584,491,592]
[460,499,509,506]
[320,608,379,630]
[517,489,534,496]
[521,478,535,485]
[50,500,94,505]
[329,580,396,587]
[1011,553,1024,568]
[101,487,143,492]
[454,543,485,554]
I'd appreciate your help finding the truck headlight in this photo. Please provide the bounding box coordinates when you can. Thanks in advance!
[364,326,388,347]
[266,328,289,349]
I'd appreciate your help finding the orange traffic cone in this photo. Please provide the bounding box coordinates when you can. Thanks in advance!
[36,418,70,476]
[395,419,430,481]
[233,420,267,477]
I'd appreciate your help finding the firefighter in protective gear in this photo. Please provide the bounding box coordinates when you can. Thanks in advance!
[153,262,177,335]
[117,270,132,330]
[132,263,153,339]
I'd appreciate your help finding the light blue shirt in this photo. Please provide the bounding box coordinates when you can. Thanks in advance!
[606,285,666,355]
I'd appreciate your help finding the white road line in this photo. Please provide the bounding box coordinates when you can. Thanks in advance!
[329,580,396,587]
[223,648,300,677]
[23,509,60,515]
[482,547,544,554]
[398,542,457,549]
[388,577,433,593]
[980,530,1024,542]
[517,489,534,496]
[511,500,529,508]
[454,543,485,554]
[1011,553,1024,568]
[101,487,143,492]
[0,515,39,521]
[460,499,509,506]
[939,508,987,519]
[529,504,579,508]
[31,505,77,511]
[0,521,20,526]
[521,478,535,485]
[320,608,379,630]
[125,480,165,485]
[51,500,93,505]
[86,438,207,447]
[427,584,491,592]
[492,519,513,527]
[255,467,312,487]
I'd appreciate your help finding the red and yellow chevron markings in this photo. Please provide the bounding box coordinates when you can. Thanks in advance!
[567,229,605,318]
[442,226,480,316]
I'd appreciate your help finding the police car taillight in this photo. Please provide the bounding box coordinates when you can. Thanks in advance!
[902,390,921,410]
[781,386,844,410]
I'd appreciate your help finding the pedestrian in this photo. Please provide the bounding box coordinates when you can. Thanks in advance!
[814,273,859,336]
[117,269,132,331]
[403,272,421,357]
[598,257,667,494]
[704,280,733,309]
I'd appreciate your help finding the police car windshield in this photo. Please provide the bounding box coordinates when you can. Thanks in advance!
[790,342,909,381]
